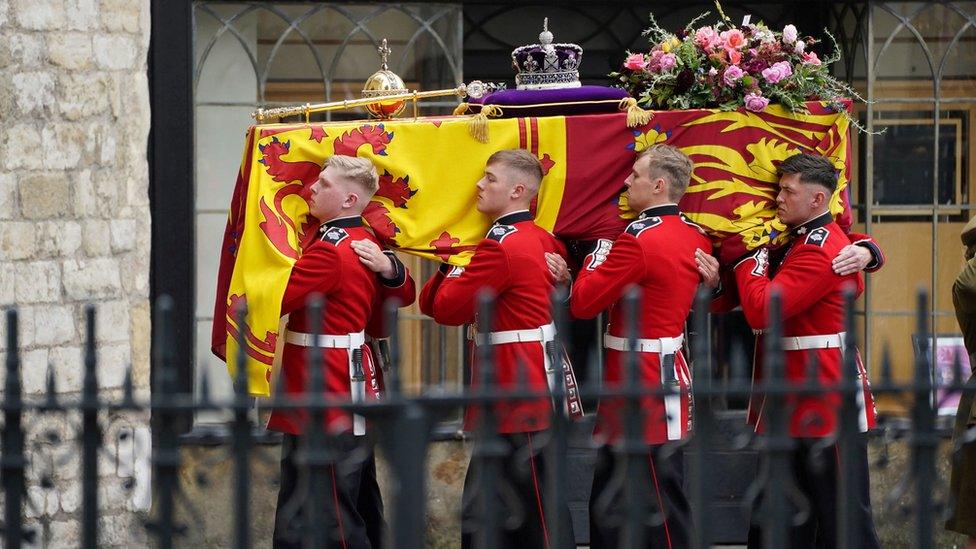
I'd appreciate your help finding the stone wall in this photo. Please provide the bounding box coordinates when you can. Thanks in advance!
[0,1,152,547]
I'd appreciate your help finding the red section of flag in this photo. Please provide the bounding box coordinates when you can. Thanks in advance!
[212,130,256,361]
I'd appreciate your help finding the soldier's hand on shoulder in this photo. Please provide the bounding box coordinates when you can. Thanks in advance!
[351,239,395,279]
[831,244,871,276]
[695,248,720,288]
[546,252,571,285]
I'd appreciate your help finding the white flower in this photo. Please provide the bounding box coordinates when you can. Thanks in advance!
[782,24,798,44]
[794,40,806,53]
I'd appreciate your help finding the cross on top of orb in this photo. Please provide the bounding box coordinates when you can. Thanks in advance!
[378,38,392,70]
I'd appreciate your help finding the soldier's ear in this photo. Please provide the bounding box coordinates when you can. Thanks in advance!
[510,183,525,199]
[343,192,359,209]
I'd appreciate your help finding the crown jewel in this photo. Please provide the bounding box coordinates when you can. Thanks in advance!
[511,18,583,90]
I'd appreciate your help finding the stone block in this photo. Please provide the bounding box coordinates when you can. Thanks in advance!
[0,221,37,260]
[73,169,96,217]
[32,305,76,346]
[41,123,89,170]
[63,258,122,299]
[1,123,43,170]
[58,479,80,512]
[58,73,110,121]
[19,172,70,219]
[14,261,61,303]
[101,0,142,33]
[82,220,112,256]
[98,343,131,389]
[93,35,137,70]
[110,219,136,252]
[12,0,65,30]
[129,299,150,389]
[95,299,130,343]
[0,264,15,306]
[93,167,123,213]
[25,485,59,518]
[48,33,93,70]
[119,251,149,296]
[35,220,82,258]
[64,0,97,31]
[49,519,81,548]
[0,32,45,69]
[49,345,82,392]
[21,349,51,395]
[12,72,55,116]
[0,172,15,219]
[4,305,36,347]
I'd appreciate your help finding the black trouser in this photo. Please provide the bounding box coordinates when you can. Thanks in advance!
[461,431,576,549]
[747,434,881,549]
[273,432,386,549]
[588,443,692,549]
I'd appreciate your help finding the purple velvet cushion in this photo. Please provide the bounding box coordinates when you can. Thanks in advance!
[468,85,629,117]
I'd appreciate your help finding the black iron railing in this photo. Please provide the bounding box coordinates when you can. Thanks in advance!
[0,287,968,548]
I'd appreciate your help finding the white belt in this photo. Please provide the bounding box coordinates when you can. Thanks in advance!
[473,323,556,346]
[603,333,684,354]
[286,330,366,349]
[780,332,846,351]
[285,329,367,436]
[604,332,685,441]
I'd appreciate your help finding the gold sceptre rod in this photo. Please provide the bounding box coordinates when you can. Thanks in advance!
[251,84,470,123]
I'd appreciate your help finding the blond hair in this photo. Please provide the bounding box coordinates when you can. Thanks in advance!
[638,145,694,202]
[325,155,379,196]
[487,149,543,193]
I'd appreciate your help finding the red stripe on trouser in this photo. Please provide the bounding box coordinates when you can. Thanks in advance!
[648,453,674,549]
[527,433,551,549]
[330,464,348,549]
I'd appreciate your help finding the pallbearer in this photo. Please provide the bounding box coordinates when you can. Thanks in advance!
[419,149,576,549]
[270,155,416,549]
[569,145,710,548]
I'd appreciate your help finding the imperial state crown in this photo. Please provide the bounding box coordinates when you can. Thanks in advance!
[511,18,582,90]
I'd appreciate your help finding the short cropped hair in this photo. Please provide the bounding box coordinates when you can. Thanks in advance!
[487,149,543,192]
[639,145,694,202]
[777,153,838,193]
[326,155,379,195]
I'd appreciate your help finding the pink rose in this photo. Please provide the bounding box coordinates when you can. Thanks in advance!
[723,65,744,86]
[726,47,742,65]
[802,51,821,66]
[623,53,648,70]
[720,29,746,50]
[761,61,793,84]
[695,26,721,50]
[658,53,677,71]
[744,92,770,112]
[782,24,798,44]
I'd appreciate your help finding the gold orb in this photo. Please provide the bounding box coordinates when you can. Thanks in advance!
[362,69,407,118]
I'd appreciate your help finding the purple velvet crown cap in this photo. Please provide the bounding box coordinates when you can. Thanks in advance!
[511,18,583,90]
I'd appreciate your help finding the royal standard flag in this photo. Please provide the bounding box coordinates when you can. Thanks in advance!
[213,101,854,395]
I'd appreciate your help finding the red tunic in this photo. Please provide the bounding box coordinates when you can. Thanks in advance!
[571,205,712,445]
[733,212,877,438]
[419,210,565,434]
[267,217,415,435]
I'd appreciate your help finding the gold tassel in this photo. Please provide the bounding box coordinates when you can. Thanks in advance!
[619,97,652,128]
[466,104,503,143]
[452,103,471,116]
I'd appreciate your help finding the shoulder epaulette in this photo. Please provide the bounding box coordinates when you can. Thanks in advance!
[680,213,707,236]
[487,224,517,243]
[320,227,349,246]
[804,227,829,247]
[625,217,662,237]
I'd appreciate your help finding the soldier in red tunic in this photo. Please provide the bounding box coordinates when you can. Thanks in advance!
[270,155,416,549]
[565,145,710,548]
[419,149,575,549]
[732,153,881,548]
